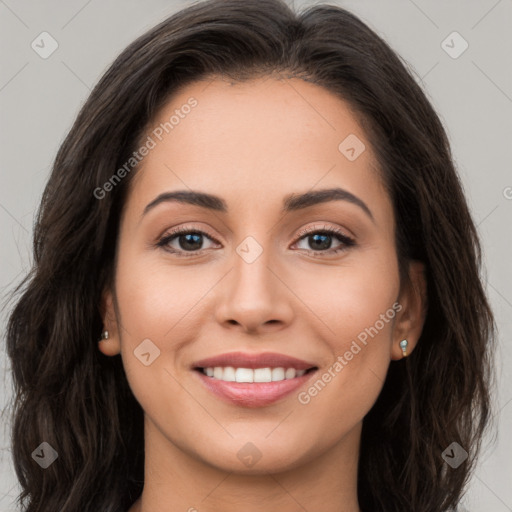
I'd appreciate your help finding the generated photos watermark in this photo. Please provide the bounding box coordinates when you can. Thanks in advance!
[298,301,402,405]
[93,96,198,200]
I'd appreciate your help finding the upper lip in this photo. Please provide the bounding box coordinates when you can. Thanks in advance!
[192,351,318,371]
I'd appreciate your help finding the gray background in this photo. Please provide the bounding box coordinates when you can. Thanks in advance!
[0,0,511,510]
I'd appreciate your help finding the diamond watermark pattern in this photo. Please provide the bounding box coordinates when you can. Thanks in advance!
[31,441,58,469]
[442,442,468,469]
[134,338,161,366]
[237,442,262,468]
[236,236,263,264]
[441,31,469,59]
[31,32,59,59]
[338,134,366,161]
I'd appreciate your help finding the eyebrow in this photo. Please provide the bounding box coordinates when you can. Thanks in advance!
[143,187,374,222]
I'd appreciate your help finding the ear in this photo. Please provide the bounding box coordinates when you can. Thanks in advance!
[97,287,121,357]
[391,260,428,360]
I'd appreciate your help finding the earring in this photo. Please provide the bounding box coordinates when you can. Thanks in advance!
[399,339,408,357]
[100,330,109,340]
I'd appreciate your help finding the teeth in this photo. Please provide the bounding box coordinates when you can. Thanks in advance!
[223,366,236,381]
[253,368,272,382]
[235,367,254,382]
[202,366,309,382]
[285,368,296,379]
[271,367,285,381]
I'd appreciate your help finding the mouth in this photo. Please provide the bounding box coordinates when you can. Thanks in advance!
[191,351,319,407]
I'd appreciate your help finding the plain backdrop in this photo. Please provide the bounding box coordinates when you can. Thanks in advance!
[0,1,511,510]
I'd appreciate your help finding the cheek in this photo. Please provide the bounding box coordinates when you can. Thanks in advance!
[331,274,398,349]
[115,252,212,339]
[288,248,399,346]
[288,255,399,413]
[112,250,222,402]
[113,265,192,426]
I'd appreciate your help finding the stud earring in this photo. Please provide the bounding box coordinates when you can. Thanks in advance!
[399,339,408,357]
[100,330,109,340]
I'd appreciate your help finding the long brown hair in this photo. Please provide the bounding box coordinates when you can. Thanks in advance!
[4,1,496,510]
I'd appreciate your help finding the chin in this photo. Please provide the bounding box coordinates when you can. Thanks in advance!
[196,439,313,475]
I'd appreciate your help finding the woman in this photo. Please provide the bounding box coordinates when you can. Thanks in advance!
[5,0,496,510]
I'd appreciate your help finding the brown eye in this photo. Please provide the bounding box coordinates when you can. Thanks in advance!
[157,229,220,257]
[293,228,355,255]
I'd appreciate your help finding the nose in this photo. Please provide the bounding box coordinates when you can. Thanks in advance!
[214,246,294,335]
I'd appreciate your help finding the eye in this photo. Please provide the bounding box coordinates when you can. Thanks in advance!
[156,224,356,258]
[156,227,220,257]
[292,225,356,256]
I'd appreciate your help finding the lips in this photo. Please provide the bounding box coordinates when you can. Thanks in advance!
[192,351,317,371]
[191,351,319,408]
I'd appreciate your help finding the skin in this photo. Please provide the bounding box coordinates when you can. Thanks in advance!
[99,76,427,512]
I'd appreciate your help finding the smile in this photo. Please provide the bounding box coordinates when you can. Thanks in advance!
[191,351,319,407]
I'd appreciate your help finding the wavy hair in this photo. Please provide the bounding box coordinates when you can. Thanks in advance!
[4,0,496,510]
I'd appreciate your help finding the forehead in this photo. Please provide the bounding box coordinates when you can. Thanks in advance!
[125,76,391,223]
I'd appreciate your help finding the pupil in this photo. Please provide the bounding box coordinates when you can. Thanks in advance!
[310,233,331,250]
[180,233,202,251]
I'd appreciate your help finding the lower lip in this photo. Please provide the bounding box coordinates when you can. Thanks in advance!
[194,369,317,408]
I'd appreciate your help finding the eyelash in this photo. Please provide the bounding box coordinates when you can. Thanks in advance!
[156,224,356,258]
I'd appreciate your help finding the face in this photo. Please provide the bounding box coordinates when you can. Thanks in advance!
[100,76,425,475]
